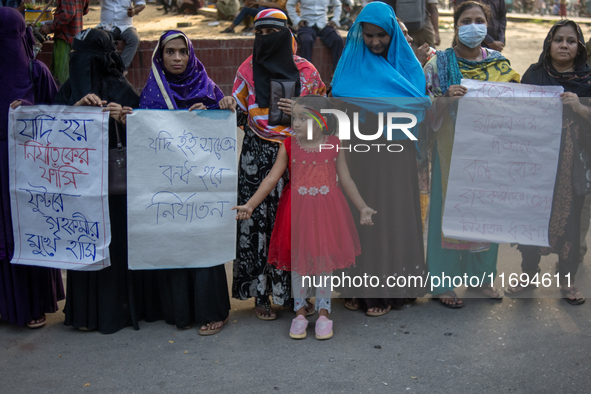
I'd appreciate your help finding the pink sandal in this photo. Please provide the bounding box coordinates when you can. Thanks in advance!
[289,315,308,339]
[315,316,333,340]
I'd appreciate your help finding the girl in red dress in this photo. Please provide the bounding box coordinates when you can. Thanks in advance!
[233,96,376,340]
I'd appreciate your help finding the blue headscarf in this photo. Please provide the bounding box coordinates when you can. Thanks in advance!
[331,1,430,140]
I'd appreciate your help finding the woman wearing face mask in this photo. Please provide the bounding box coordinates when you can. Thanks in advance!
[232,9,326,320]
[505,20,591,305]
[423,1,520,308]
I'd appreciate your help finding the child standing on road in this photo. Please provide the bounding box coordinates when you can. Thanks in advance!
[233,96,376,340]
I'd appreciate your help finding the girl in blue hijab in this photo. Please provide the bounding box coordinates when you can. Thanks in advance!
[331,2,429,316]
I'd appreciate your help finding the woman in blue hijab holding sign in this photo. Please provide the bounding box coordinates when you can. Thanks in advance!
[331,1,431,316]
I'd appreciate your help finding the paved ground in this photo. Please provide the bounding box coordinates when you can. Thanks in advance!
[2,229,590,393]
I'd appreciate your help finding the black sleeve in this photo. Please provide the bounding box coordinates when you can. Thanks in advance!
[53,80,73,105]
[236,106,248,127]
[498,0,507,44]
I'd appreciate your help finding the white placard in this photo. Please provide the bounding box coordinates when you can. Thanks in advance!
[126,110,237,269]
[442,79,564,246]
[9,105,111,270]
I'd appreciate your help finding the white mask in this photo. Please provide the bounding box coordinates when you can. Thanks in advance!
[458,23,487,48]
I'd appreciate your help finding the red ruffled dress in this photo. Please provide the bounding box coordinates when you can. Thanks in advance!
[268,136,361,275]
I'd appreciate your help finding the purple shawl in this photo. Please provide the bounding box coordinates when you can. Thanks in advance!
[0,9,64,327]
[0,8,33,140]
[0,9,57,140]
[25,27,58,106]
[139,30,224,110]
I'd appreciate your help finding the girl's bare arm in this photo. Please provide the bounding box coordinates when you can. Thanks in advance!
[232,144,289,219]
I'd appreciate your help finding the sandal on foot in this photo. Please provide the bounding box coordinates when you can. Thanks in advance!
[366,305,392,317]
[560,286,585,305]
[220,27,235,33]
[198,317,229,336]
[315,316,333,340]
[305,300,316,317]
[481,285,503,300]
[26,314,46,329]
[505,283,536,297]
[438,291,464,309]
[255,304,277,321]
[344,298,360,311]
[506,269,541,297]
[289,315,308,339]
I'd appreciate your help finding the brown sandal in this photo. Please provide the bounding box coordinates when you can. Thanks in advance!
[560,286,585,305]
[27,314,46,329]
[366,305,392,317]
[481,285,503,300]
[343,298,360,311]
[198,317,229,336]
[438,291,464,309]
[304,300,316,317]
[254,304,277,321]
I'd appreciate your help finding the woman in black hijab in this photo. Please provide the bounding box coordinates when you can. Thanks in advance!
[55,28,142,332]
[55,28,139,108]
[507,20,591,305]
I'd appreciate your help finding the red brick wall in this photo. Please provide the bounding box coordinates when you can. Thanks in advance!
[37,37,339,96]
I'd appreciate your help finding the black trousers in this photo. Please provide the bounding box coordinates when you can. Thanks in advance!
[518,192,585,284]
[297,25,343,71]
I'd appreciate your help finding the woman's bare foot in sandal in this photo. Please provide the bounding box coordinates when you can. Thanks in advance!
[27,314,46,329]
[344,298,360,311]
[505,282,536,297]
[560,285,585,305]
[200,321,222,331]
[481,284,503,299]
[438,291,463,308]
[199,317,229,336]
[254,305,277,320]
[366,305,391,317]
[440,295,463,307]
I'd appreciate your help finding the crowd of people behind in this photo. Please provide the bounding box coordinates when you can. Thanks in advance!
[1,1,590,341]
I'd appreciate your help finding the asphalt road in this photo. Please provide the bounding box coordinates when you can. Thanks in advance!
[2,236,590,394]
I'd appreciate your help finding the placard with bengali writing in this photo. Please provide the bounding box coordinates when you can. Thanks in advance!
[126,110,237,270]
[9,105,111,270]
[442,79,564,246]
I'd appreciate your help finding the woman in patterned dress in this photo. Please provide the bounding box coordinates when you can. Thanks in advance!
[232,9,326,319]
